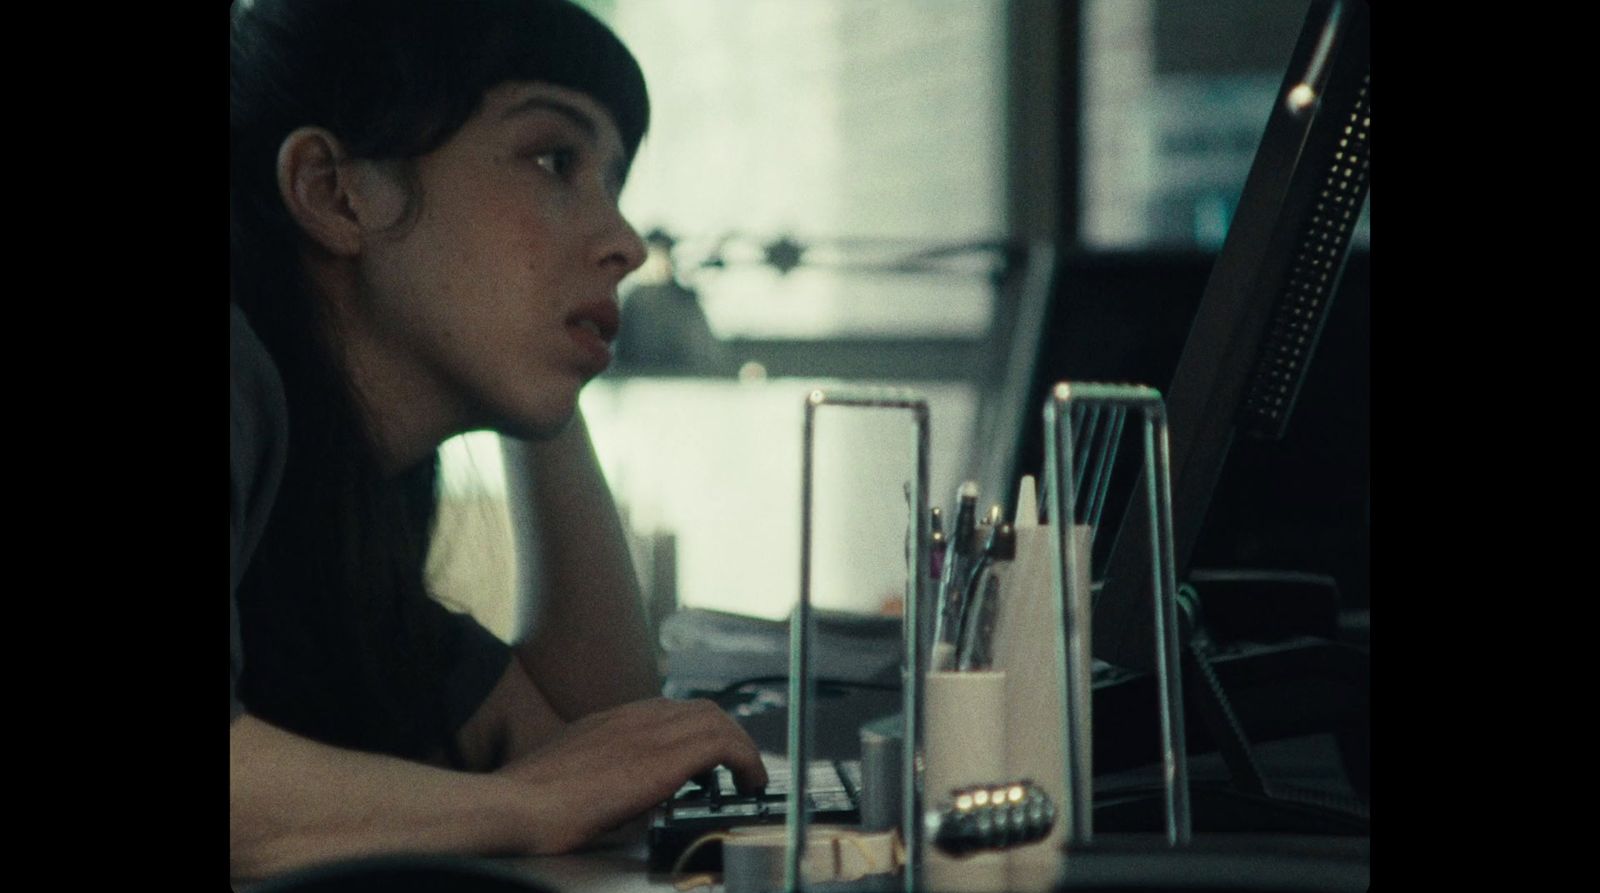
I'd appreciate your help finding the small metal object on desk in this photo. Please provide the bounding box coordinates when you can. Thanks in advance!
[928,779,1057,857]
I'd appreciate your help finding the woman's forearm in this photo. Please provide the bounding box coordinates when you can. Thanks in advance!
[502,412,660,720]
[230,715,533,880]
[234,692,769,881]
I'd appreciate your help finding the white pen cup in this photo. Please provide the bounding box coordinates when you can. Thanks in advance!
[923,669,1008,893]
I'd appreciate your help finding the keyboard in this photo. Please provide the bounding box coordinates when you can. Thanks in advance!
[647,753,864,873]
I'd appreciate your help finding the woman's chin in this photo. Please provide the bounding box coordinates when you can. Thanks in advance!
[493,404,579,442]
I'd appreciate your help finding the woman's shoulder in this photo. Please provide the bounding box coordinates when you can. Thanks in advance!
[232,304,288,442]
[231,303,289,579]
[231,303,280,387]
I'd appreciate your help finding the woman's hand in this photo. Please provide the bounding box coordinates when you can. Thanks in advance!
[496,697,768,854]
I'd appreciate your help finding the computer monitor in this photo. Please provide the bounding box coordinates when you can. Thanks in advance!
[1020,0,1371,672]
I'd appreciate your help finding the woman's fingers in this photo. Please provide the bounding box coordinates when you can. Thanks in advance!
[498,697,768,853]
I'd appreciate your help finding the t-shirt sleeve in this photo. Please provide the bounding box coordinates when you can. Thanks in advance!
[427,603,515,733]
[230,304,289,724]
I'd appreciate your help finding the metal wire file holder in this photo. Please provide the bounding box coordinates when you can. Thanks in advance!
[791,388,930,893]
[1044,382,1192,847]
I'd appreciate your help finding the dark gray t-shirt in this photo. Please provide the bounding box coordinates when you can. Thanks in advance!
[228,304,511,735]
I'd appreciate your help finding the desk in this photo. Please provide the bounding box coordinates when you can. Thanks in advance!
[496,832,1372,892]
[237,830,1368,892]
[499,842,668,893]
[233,842,673,893]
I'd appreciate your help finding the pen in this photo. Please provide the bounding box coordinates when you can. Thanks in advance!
[951,483,979,564]
[971,503,1000,573]
[930,482,979,669]
[956,521,1015,670]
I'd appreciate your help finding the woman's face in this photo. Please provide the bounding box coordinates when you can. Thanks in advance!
[345,81,646,456]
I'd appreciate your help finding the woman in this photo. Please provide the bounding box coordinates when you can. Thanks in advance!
[229,0,765,879]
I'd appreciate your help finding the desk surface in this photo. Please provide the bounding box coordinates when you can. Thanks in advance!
[507,833,1372,892]
[500,842,668,893]
[232,843,671,893]
[237,832,1369,892]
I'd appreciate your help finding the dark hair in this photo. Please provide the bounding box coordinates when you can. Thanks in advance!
[230,0,649,762]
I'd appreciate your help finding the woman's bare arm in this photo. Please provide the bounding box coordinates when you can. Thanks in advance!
[230,714,530,880]
[501,412,660,721]
[232,692,766,881]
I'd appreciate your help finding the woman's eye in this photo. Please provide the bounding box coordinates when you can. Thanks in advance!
[532,148,577,179]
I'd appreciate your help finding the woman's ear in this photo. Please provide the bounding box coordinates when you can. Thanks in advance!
[276,127,363,256]
[276,127,411,257]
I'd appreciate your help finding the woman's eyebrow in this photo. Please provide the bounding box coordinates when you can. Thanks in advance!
[502,93,629,194]
[501,95,599,141]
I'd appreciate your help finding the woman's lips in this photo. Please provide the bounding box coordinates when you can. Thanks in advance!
[566,301,620,372]
[569,299,621,340]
